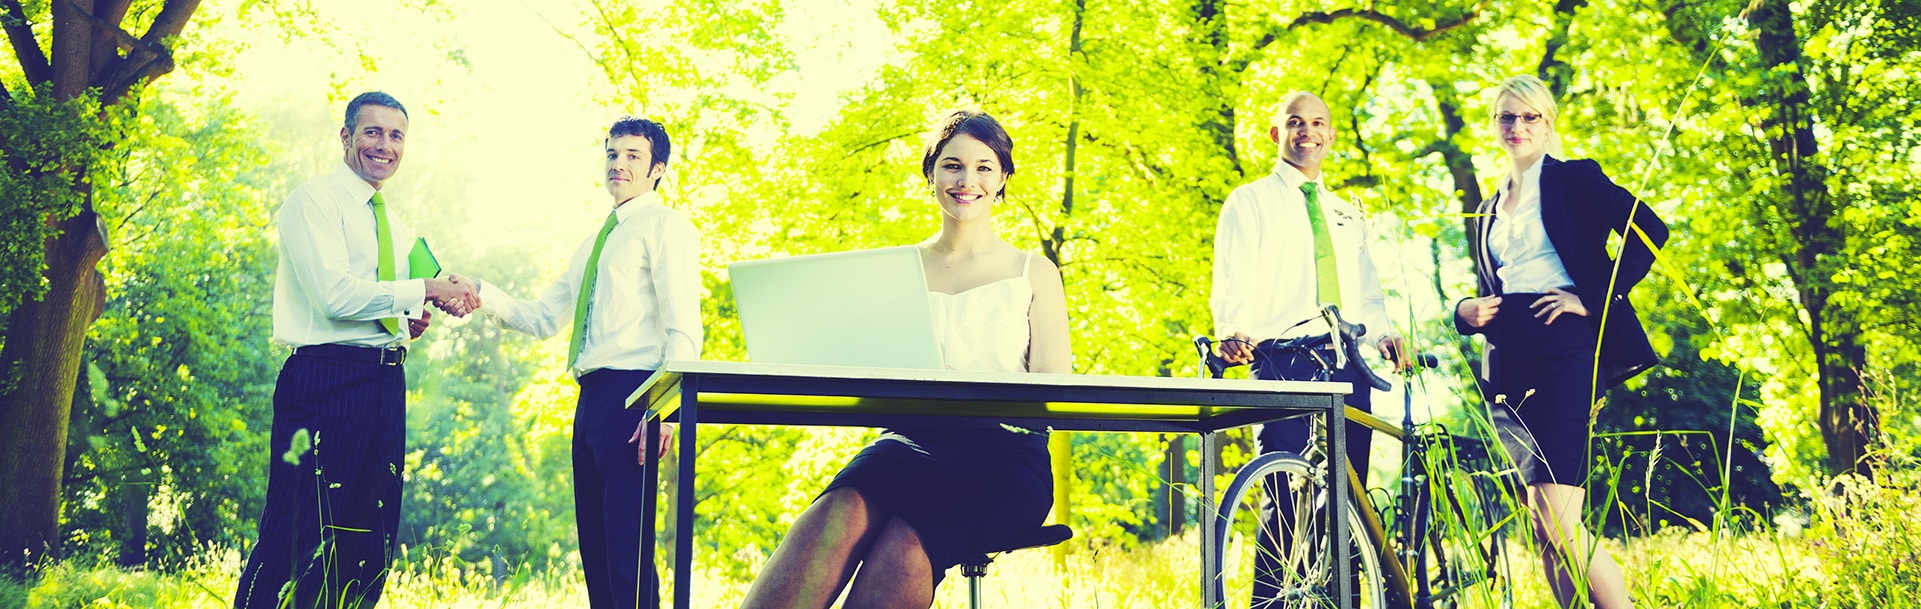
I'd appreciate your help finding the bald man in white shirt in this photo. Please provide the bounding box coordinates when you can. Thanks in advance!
[1210,91,1408,606]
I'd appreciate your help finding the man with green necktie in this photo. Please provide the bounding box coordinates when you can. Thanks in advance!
[238,91,480,609]
[469,117,701,609]
[1209,91,1410,607]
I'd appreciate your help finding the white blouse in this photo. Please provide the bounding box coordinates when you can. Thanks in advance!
[927,254,1033,374]
[1488,157,1577,294]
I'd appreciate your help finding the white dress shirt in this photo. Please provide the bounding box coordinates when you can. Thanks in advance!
[1211,159,1396,346]
[478,190,703,376]
[1488,156,1577,293]
[273,162,427,348]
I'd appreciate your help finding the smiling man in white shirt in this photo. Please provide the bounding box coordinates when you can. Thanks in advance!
[236,91,480,609]
[469,117,701,609]
[1210,91,1408,606]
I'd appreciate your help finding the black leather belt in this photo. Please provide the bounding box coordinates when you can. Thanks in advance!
[294,343,407,366]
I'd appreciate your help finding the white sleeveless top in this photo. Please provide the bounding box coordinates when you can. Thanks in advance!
[927,253,1033,373]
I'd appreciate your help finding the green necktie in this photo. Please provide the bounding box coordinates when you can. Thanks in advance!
[1301,182,1342,307]
[568,211,620,370]
[371,192,401,336]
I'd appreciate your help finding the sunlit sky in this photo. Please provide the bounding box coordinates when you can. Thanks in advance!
[211,0,891,263]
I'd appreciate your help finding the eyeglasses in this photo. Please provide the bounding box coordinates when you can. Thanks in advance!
[1495,112,1545,126]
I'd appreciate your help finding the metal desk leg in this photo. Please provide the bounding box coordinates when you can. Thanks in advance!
[640,418,661,609]
[1327,397,1350,609]
[674,378,699,608]
[1200,430,1219,609]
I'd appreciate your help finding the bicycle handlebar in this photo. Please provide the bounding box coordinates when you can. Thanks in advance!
[1195,305,1436,391]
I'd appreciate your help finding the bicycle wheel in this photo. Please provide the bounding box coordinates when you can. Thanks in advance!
[1216,451,1386,609]
[1409,435,1517,609]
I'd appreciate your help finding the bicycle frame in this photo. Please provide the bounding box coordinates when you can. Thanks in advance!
[1199,324,1500,609]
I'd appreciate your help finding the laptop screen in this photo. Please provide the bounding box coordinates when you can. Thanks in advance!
[727,246,945,370]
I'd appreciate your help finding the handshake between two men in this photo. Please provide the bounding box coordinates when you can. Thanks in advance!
[414,274,483,338]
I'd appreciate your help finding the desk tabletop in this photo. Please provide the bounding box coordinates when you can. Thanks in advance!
[626,360,1348,434]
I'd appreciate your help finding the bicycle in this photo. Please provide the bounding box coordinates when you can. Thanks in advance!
[1196,306,1517,609]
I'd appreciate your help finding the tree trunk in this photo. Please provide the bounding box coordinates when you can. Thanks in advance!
[1746,0,1873,477]
[1042,0,1088,571]
[0,210,109,567]
[117,470,150,567]
[1195,0,1241,177]
[1536,0,1587,97]
[0,0,198,570]
[1424,80,1483,242]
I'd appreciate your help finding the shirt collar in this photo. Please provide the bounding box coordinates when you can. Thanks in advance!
[1497,155,1547,199]
[332,161,381,206]
[611,189,663,223]
[1270,159,1324,193]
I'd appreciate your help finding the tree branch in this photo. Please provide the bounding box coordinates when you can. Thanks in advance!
[86,0,134,83]
[1254,1,1488,52]
[515,0,600,76]
[1,0,50,81]
[848,130,917,156]
[100,0,199,105]
[1536,0,1586,97]
[57,0,156,53]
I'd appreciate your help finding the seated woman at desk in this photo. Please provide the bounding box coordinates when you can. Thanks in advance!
[739,109,1073,608]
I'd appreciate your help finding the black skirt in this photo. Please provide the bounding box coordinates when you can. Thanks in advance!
[1484,293,1603,486]
[819,424,1052,587]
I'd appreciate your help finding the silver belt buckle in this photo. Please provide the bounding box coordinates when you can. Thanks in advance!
[379,347,407,366]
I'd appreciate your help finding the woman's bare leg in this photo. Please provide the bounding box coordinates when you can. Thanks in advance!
[1527,482,1633,609]
[841,516,934,608]
[740,488,885,609]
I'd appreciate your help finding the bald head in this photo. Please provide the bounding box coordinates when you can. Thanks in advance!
[1271,92,1329,129]
[1269,91,1336,178]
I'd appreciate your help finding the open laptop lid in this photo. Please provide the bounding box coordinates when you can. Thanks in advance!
[728,246,944,370]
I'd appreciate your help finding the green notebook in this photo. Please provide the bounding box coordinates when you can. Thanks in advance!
[408,237,442,279]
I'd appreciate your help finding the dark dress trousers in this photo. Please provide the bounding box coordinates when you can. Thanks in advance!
[574,368,661,609]
[235,346,407,609]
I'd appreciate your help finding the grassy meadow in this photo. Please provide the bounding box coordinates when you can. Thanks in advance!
[7,473,1916,609]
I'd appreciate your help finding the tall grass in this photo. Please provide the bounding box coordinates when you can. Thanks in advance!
[7,503,1918,609]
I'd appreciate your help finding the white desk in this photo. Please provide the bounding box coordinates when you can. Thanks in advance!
[627,360,1353,607]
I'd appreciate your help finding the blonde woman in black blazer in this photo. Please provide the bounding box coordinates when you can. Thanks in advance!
[1454,75,1667,609]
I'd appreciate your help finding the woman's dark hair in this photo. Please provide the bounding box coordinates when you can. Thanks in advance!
[609,116,672,188]
[920,109,1015,197]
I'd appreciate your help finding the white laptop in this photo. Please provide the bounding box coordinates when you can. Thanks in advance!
[728,246,945,369]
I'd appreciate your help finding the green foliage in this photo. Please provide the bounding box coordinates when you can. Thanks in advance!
[1591,313,1783,537]
[396,245,573,570]
[1802,468,1921,603]
[64,89,282,566]
[0,572,25,609]
[0,88,119,321]
[18,0,1921,602]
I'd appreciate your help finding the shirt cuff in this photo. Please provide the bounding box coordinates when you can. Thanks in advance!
[394,278,427,319]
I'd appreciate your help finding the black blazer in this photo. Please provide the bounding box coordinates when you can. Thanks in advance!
[1455,155,1670,390]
